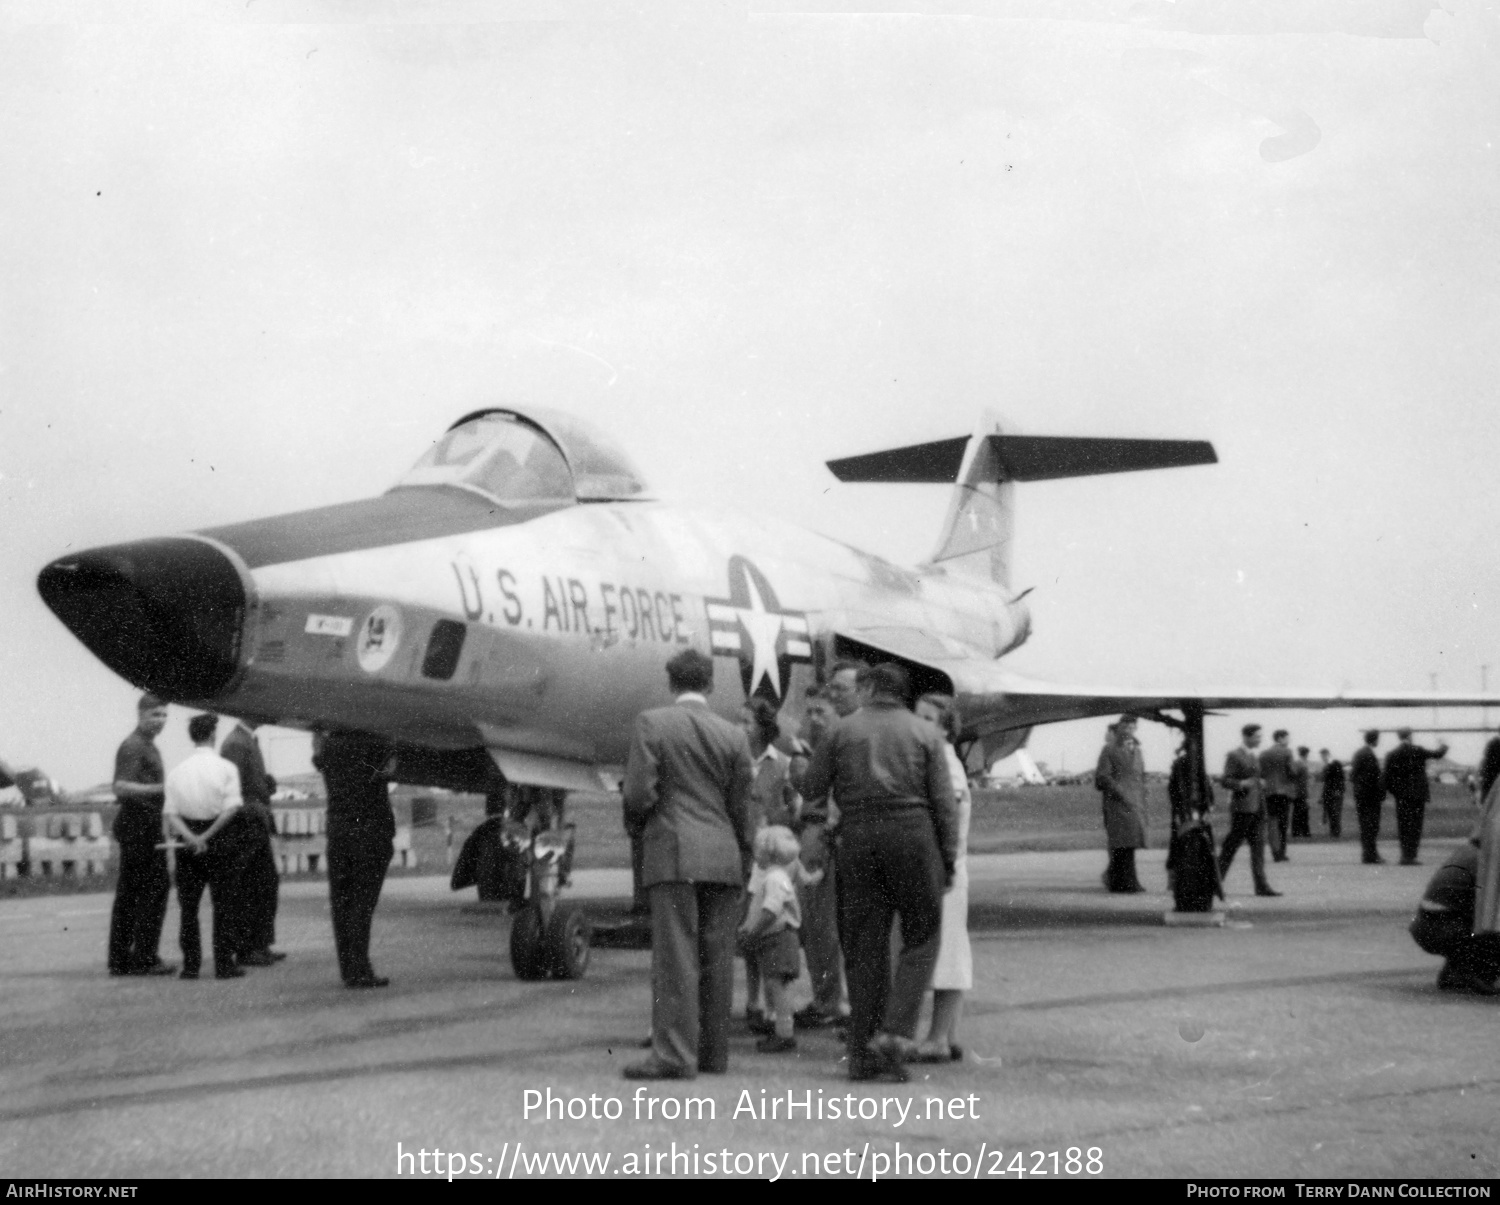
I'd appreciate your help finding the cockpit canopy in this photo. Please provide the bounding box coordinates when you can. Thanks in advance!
[392,407,651,504]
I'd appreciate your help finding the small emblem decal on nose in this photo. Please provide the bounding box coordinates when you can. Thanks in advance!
[357,605,403,673]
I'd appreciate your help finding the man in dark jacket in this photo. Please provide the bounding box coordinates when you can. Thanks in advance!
[621,649,754,1080]
[1350,730,1386,864]
[1409,839,1500,994]
[220,719,283,966]
[1384,728,1448,866]
[799,662,956,1082]
[1318,748,1346,839]
[315,730,396,988]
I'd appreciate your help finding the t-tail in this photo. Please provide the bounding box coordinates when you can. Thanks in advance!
[826,414,1217,589]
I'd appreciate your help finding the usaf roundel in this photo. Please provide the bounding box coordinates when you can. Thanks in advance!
[705,556,813,704]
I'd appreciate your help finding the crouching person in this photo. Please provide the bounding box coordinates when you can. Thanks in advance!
[1409,839,1500,996]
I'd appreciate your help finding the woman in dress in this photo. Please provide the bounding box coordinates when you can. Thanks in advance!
[913,692,972,1062]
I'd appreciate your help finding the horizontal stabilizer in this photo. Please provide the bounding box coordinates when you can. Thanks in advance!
[989,435,1217,482]
[826,437,970,484]
[828,435,1216,484]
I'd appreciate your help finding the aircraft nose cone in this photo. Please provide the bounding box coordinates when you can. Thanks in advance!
[37,537,247,700]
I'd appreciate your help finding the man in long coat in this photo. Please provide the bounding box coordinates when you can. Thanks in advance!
[1096,716,1147,893]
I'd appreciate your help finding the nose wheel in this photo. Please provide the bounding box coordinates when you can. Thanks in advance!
[510,900,591,980]
[499,822,590,981]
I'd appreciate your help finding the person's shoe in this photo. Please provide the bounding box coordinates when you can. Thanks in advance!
[698,1060,728,1075]
[911,1043,964,1064]
[179,969,199,980]
[623,1058,693,1080]
[140,959,177,976]
[756,1035,798,1054]
[745,1008,774,1036]
[793,1006,843,1030]
[345,975,390,988]
[268,951,288,962]
[1254,886,1283,897]
[849,1051,909,1083]
[1436,966,1498,996]
[868,1031,915,1063]
[1400,858,1422,866]
[215,967,247,980]
[238,950,278,968]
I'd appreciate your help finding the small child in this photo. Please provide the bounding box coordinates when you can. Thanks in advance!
[739,825,817,1053]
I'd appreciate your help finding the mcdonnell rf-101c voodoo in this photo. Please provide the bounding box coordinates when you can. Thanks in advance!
[36,406,1500,974]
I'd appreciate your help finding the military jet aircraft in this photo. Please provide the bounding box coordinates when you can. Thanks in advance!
[35,404,1498,777]
[34,406,1499,967]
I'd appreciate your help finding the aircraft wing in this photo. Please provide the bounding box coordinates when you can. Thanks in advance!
[835,626,1500,733]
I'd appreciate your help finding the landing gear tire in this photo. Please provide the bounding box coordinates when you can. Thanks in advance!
[509,907,550,981]
[547,903,591,980]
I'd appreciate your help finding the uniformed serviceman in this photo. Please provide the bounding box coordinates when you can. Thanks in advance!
[799,662,956,1083]
[314,730,397,988]
[107,693,175,977]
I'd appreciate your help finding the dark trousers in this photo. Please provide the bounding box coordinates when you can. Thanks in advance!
[1411,911,1500,981]
[1265,795,1292,860]
[1291,795,1311,838]
[835,809,944,1052]
[1394,795,1427,863]
[1218,811,1271,891]
[1355,793,1384,862]
[327,827,392,982]
[234,815,280,954]
[175,822,242,975]
[798,852,847,1016]
[647,881,740,1074]
[1322,790,1344,838]
[1104,848,1142,892]
[107,838,170,972]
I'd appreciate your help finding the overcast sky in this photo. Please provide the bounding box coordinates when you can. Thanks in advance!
[3,2,1498,791]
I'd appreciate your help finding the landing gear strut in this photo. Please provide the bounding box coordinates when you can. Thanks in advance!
[452,785,591,980]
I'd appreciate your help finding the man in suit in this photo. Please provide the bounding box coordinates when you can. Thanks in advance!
[1218,723,1280,896]
[1350,729,1386,864]
[622,648,754,1080]
[219,718,284,966]
[1318,747,1346,839]
[1259,729,1296,862]
[799,662,956,1082]
[1383,727,1449,866]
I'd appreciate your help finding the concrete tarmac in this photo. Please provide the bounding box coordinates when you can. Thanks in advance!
[1,838,1496,1180]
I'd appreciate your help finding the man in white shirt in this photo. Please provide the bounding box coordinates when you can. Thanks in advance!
[164,713,245,980]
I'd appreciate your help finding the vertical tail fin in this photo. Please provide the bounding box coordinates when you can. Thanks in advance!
[927,411,1016,587]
